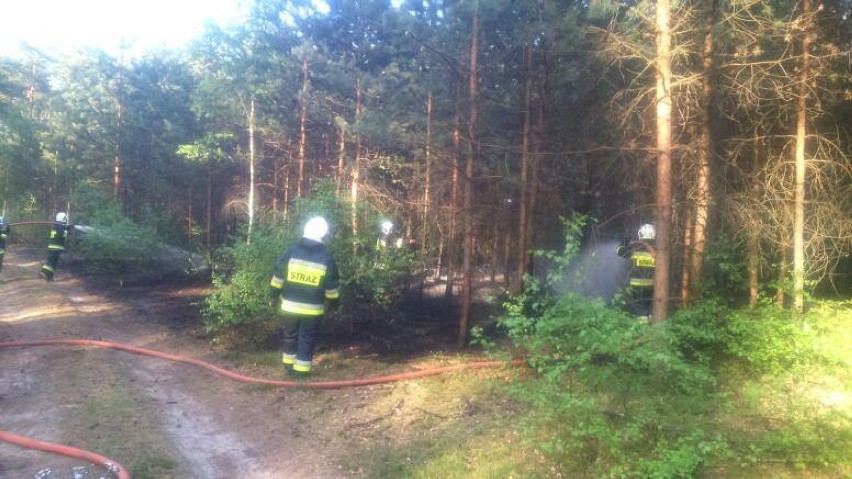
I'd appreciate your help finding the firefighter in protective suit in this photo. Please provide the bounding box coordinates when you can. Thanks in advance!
[269,216,340,377]
[616,223,656,319]
[40,212,73,281]
[377,220,403,250]
[0,216,9,274]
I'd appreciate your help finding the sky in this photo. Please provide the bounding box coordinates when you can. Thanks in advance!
[0,0,249,58]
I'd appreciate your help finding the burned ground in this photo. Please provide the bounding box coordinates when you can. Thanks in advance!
[1,249,512,479]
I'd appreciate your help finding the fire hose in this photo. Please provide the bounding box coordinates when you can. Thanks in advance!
[0,430,130,479]
[0,338,523,478]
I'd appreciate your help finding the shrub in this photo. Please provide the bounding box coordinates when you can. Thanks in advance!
[497,215,729,476]
[201,180,422,343]
[70,186,161,279]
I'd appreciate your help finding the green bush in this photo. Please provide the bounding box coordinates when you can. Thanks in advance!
[202,232,286,337]
[498,234,849,477]
[497,216,729,477]
[70,186,162,278]
[723,307,816,375]
[201,180,422,343]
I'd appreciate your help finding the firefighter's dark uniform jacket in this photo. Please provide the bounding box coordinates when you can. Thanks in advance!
[617,240,655,288]
[0,224,9,272]
[0,224,9,254]
[269,237,340,316]
[40,222,72,279]
[47,223,71,251]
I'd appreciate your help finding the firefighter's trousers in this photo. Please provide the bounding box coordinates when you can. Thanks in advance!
[280,313,321,373]
[41,250,63,279]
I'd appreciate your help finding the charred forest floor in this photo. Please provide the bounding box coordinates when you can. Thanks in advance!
[0,248,532,479]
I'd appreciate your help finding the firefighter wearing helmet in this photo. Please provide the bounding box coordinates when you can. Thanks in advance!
[40,212,73,281]
[616,223,656,319]
[377,220,403,250]
[268,216,340,378]
[0,216,9,274]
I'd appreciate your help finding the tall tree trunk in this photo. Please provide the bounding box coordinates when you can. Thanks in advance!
[687,0,717,305]
[247,97,256,241]
[748,228,760,307]
[284,140,292,222]
[351,79,363,248]
[748,133,762,306]
[777,235,788,307]
[527,78,544,276]
[513,44,534,294]
[459,4,479,348]
[793,0,811,314]
[298,58,309,199]
[422,93,433,256]
[206,163,212,249]
[113,53,123,202]
[681,211,694,307]
[273,148,280,214]
[187,181,193,252]
[653,0,673,322]
[113,107,122,202]
[445,82,462,300]
[503,227,511,287]
[336,124,346,195]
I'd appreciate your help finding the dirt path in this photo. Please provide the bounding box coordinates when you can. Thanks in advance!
[0,251,355,478]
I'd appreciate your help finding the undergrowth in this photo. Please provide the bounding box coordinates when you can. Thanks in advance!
[483,216,851,478]
[201,180,421,346]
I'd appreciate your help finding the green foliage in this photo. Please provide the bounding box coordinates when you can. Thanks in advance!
[497,217,729,477]
[201,180,422,342]
[495,218,850,476]
[699,234,750,303]
[202,232,285,335]
[635,431,730,479]
[723,307,815,375]
[71,186,162,278]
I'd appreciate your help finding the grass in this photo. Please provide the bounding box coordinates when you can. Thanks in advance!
[58,353,182,478]
[331,300,852,478]
[206,297,851,478]
[333,365,553,478]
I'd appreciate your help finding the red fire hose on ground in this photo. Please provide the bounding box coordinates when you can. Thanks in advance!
[0,338,523,478]
[0,430,131,479]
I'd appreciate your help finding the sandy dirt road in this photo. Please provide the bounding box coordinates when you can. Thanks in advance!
[0,250,364,479]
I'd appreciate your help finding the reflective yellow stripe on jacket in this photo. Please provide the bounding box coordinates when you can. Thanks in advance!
[280,299,325,316]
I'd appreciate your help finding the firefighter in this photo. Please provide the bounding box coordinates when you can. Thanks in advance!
[616,223,656,319]
[40,212,73,281]
[0,216,9,274]
[377,220,403,250]
[269,216,340,378]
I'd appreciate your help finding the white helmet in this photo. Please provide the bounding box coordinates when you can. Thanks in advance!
[303,216,329,243]
[638,223,655,241]
[380,220,394,236]
[55,212,68,224]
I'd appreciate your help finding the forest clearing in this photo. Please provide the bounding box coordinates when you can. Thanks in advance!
[1,0,851,477]
[1,248,522,478]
